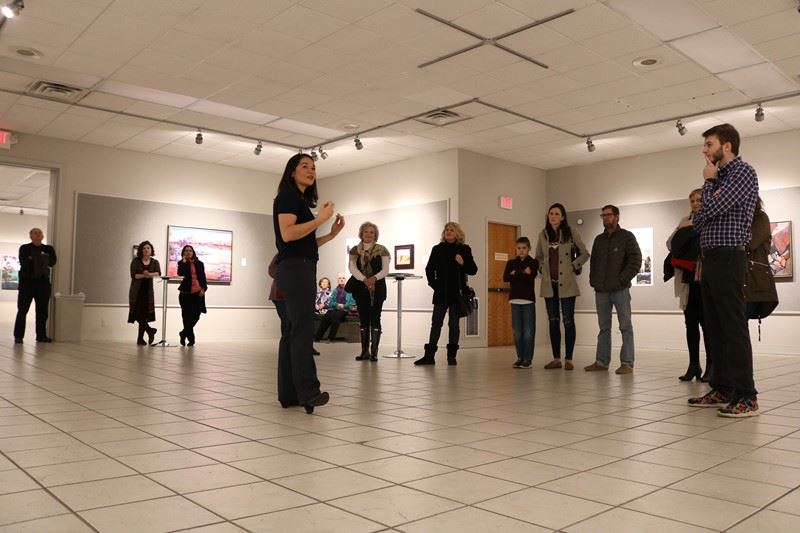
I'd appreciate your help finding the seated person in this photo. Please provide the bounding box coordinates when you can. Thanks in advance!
[315,274,356,341]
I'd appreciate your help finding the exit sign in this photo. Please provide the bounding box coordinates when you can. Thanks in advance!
[0,130,13,150]
[499,196,513,210]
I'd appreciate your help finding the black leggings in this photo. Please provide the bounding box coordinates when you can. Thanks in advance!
[179,292,203,339]
[354,290,384,331]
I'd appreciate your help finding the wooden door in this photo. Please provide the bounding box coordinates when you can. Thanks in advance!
[488,222,518,346]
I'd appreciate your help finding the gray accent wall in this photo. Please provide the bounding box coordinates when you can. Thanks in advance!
[571,186,799,313]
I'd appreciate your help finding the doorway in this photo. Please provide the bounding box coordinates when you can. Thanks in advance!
[487,222,518,346]
[0,164,53,336]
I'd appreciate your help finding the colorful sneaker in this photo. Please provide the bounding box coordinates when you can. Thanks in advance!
[584,361,609,371]
[688,390,729,407]
[717,398,759,418]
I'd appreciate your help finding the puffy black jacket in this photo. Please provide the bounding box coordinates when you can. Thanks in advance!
[589,227,642,292]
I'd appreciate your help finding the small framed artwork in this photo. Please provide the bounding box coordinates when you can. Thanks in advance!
[394,244,414,270]
[770,220,793,280]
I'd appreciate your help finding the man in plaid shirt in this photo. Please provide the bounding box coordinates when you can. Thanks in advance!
[680,123,759,417]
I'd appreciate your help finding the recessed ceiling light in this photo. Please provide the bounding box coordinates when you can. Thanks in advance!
[12,46,42,59]
[632,56,660,68]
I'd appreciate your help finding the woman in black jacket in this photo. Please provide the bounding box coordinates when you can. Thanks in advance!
[415,221,477,366]
[177,245,207,346]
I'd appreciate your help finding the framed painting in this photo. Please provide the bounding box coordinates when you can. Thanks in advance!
[770,221,793,279]
[1,255,20,290]
[394,244,414,270]
[167,225,233,283]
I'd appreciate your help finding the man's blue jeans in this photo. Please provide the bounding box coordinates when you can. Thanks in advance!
[511,303,535,362]
[595,288,634,367]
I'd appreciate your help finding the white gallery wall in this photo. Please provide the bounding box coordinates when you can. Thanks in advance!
[457,150,548,348]
[548,128,800,355]
[0,134,282,341]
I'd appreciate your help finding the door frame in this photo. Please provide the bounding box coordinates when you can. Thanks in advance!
[485,218,520,346]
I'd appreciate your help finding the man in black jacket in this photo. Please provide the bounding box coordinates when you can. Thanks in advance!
[14,228,57,343]
[585,205,641,374]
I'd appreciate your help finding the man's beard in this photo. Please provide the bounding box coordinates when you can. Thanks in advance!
[710,147,724,164]
[603,221,615,230]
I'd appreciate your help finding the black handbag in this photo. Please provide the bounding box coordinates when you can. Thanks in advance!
[456,285,475,317]
[344,275,360,294]
[455,263,476,317]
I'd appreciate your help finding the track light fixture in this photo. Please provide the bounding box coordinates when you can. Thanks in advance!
[319,146,328,160]
[195,130,203,145]
[253,141,262,155]
[676,120,687,136]
[310,150,318,161]
[1,0,23,19]
[586,137,595,153]
[755,104,764,122]
[354,136,363,150]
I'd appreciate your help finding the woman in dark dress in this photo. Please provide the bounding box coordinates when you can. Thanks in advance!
[177,245,207,346]
[128,241,161,345]
[415,221,477,366]
[273,153,344,413]
[349,221,390,361]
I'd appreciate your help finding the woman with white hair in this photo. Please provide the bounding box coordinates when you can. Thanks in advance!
[348,221,390,361]
[415,221,477,366]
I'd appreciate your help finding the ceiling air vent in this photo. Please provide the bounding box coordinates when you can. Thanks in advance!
[415,109,470,127]
[26,80,88,103]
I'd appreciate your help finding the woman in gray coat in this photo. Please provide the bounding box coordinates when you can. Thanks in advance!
[535,203,589,370]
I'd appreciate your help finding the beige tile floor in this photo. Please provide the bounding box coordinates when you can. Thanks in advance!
[2,339,800,532]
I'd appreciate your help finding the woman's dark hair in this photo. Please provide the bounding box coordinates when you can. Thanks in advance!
[136,240,155,259]
[544,203,573,243]
[318,277,330,289]
[181,245,196,259]
[756,196,764,212]
[277,153,318,207]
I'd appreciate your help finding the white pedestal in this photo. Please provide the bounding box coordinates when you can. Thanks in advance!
[383,272,422,358]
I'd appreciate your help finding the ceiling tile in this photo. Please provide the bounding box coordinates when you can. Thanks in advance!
[263,4,349,42]
[606,0,717,41]
[149,30,228,62]
[579,26,661,60]
[500,0,594,21]
[498,26,573,59]
[405,86,473,107]
[671,28,764,74]
[397,0,496,20]
[700,0,798,26]
[535,43,607,73]
[718,63,799,99]
[299,0,393,22]
[729,8,800,45]
[1,14,85,49]
[453,2,532,37]
[174,9,264,43]
[755,34,800,62]
[564,61,636,87]
[546,3,630,41]
[0,104,60,134]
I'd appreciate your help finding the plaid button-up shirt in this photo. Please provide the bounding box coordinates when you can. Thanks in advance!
[692,156,758,250]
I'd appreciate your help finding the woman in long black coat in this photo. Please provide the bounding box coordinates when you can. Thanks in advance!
[415,221,477,366]
[177,245,207,346]
[128,241,160,345]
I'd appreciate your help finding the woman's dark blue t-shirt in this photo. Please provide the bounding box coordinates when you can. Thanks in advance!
[273,187,318,262]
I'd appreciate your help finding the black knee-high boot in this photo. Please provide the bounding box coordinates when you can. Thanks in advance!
[355,328,370,360]
[137,322,147,345]
[369,328,381,361]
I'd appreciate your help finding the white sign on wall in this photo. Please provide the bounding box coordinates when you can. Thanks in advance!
[630,227,653,286]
